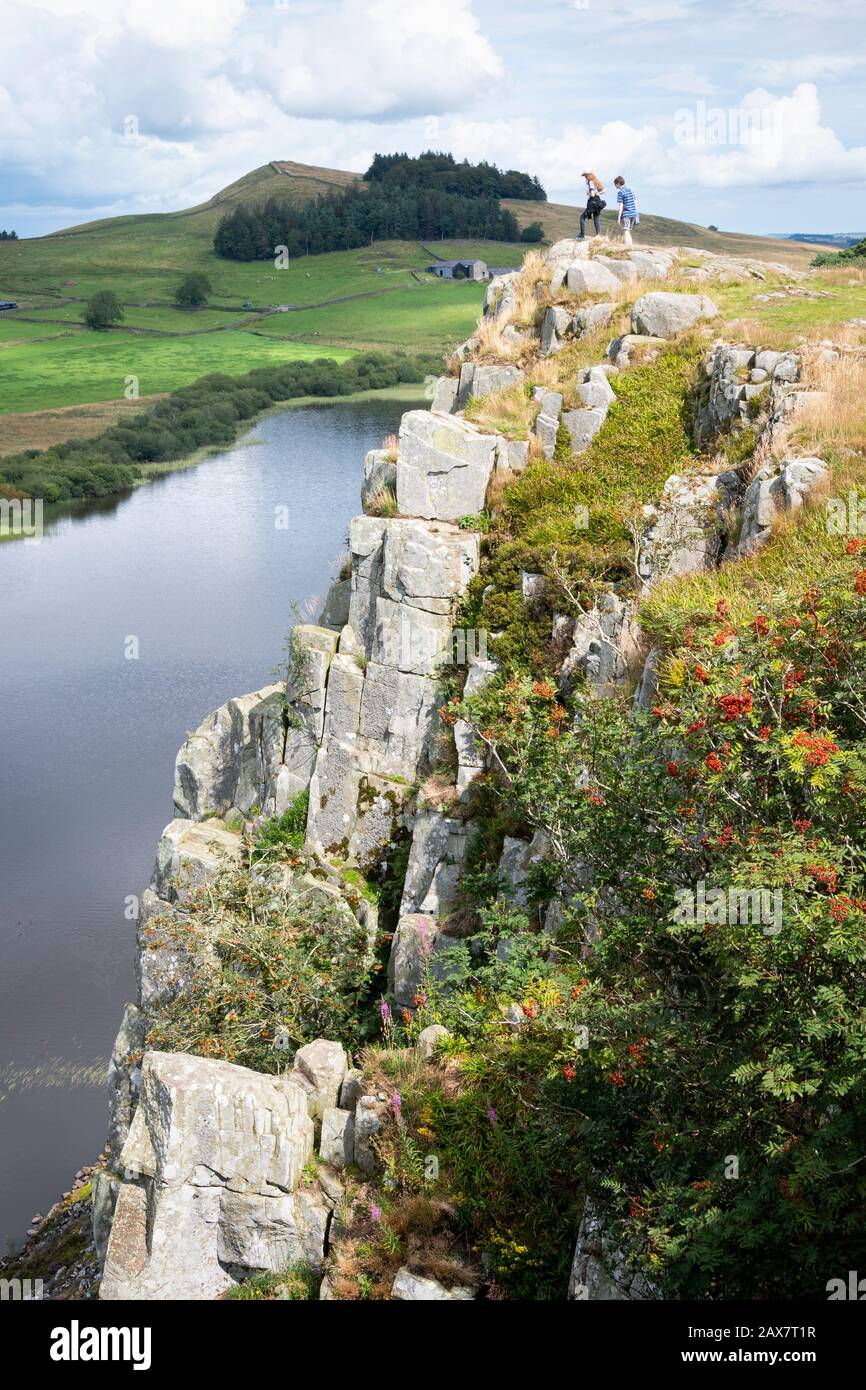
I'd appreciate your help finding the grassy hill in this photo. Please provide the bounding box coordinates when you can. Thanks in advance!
[0,159,832,443]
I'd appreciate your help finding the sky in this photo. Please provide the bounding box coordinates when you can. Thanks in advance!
[1,0,864,238]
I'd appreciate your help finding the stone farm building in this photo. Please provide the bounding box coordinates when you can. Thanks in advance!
[425,258,518,282]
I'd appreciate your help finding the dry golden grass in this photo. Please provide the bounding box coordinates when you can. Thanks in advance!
[780,349,866,462]
[813,262,866,290]
[719,316,804,352]
[0,395,158,457]
[418,770,459,815]
[506,249,549,325]
[471,314,526,362]
[365,484,398,517]
[465,381,536,439]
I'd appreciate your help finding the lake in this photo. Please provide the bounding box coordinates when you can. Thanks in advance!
[0,395,418,1247]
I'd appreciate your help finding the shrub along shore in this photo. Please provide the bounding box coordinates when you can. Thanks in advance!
[0,351,439,507]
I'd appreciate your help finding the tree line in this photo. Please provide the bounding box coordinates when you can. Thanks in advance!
[214,151,546,262]
[363,151,546,202]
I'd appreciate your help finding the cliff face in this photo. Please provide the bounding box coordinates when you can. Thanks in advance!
[93,232,842,1301]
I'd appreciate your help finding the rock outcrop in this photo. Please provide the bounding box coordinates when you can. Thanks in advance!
[738,456,828,554]
[101,1052,324,1300]
[631,291,718,338]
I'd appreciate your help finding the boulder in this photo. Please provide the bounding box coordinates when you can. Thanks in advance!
[573,301,615,337]
[293,1039,348,1118]
[540,304,572,355]
[562,406,608,454]
[318,577,351,630]
[484,271,519,319]
[592,255,638,284]
[544,237,590,268]
[391,1267,475,1300]
[455,655,498,792]
[626,250,673,281]
[100,1051,319,1300]
[607,332,667,368]
[566,261,622,295]
[173,628,337,821]
[338,1069,364,1112]
[498,832,550,910]
[640,470,740,582]
[694,342,755,443]
[533,389,563,459]
[396,411,500,522]
[417,1024,450,1060]
[568,1200,655,1301]
[353,1095,385,1175]
[631,292,718,338]
[135,888,196,1012]
[152,819,243,904]
[173,685,283,821]
[430,377,458,413]
[319,1107,355,1168]
[105,1003,147,1168]
[463,364,525,405]
[361,448,397,511]
[494,437,530,474]
[400,811,474,917]
[560,592,642,696]
[91,1169,120,1265]
[388,913,440,1008]
[738,457,827,555]
[576,365,616,409]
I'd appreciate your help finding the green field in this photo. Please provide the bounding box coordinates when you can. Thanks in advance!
[0,317,86,343]
[0,217,495,417]
[0,333,354,414]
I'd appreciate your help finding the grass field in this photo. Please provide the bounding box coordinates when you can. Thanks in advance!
[0,333,354,414]
[0,158,839,440]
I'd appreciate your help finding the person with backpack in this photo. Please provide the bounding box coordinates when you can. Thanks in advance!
[614,176,639,246]
[578,170,606,239]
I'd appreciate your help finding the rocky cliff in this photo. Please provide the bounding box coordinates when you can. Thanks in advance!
[92,231,853,1301]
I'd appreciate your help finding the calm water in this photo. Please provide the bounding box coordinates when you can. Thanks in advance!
[0,397,418,1247]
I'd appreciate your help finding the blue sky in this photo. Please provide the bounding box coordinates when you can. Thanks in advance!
[1,0,864,238]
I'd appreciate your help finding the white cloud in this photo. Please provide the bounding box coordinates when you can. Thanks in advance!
[0,0,502,181]
[441,84,866,198]
[750,52,866,84]
[234,0,503,121]
[643,67,719,95]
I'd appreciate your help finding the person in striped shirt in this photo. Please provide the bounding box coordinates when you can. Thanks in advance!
[614,176,638,247]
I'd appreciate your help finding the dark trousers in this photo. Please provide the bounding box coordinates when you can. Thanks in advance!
[579,209,600,238]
